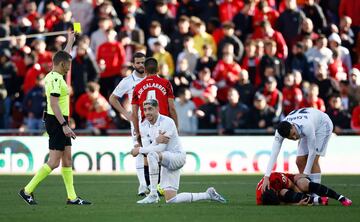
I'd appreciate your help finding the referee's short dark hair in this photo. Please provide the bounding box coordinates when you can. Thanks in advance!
[132,52,145,62]
[277,121,292,138]
[53,50,72,65]
[145,57,158,74]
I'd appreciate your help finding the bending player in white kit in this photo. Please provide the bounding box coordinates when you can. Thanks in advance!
[109,52,149,196]
[131,99,226,204]
[261,107,334,192]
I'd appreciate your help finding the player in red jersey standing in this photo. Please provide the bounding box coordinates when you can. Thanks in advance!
[132,57,178,145]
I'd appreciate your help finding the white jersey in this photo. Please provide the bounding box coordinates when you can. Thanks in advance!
[112,71,145,103]
[265,108,333,176]
[139,114,185,155]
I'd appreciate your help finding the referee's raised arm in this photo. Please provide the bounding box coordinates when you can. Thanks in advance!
[64,31,76,54]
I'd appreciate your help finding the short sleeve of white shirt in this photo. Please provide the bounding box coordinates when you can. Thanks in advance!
[112,78,130,98]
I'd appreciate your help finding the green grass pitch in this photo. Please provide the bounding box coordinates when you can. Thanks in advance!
[1,175,359,222]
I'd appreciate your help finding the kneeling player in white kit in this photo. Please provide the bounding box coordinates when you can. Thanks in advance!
[131,99,226,204]
[262,107,333,192]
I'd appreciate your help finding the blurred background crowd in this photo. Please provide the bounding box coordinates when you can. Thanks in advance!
[0,0,360,135]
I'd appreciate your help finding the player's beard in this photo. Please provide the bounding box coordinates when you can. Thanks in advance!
[135,68,144,74]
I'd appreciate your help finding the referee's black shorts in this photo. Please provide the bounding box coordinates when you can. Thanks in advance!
[45,114,71,151]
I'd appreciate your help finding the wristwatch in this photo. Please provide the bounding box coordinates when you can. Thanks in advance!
[61,121,68,127]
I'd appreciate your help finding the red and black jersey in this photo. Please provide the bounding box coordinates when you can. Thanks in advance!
[132,75,175,120]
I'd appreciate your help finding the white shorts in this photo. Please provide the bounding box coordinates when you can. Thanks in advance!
[159,152,186,191]
[297,119,333,157]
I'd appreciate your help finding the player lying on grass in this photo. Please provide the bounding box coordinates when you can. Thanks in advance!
[131,99,226,204]
[256,172,352,206]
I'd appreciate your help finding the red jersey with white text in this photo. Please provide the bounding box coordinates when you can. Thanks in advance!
[132,75,175,120]
[256,172,295,205]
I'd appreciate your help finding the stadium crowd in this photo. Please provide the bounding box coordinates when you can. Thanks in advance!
[0,0,360,135]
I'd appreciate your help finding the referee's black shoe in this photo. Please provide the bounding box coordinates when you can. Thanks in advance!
[18,189,37,205]
[67,197,92,205]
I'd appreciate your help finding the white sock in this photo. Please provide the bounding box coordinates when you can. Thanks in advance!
[309,173,321,183]
[313,196,320,205]
[147,152,159,194]
[135,154,146,187]
[167,192,211,203]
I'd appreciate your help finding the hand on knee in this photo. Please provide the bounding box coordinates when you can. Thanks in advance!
[164,190,177,202]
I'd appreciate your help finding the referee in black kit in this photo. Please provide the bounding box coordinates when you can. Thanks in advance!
[19,31,91,205]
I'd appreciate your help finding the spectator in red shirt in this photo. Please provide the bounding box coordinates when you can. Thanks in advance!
[260,76,283,122]
[252,0,279,37]
[253,20,288,59]
[339,0,360,30]
[10,34,31,80]
[328,49,347,81]
[282,73,303,115]
[25,16,46,46]
[190,67,217,108]
[242,40,261,87]
[23,53,43,95]
[218,0,244,23]
[213,46,241,104]
[299,83,326,112]
[75,82,109,129]
[351,102,360,133]
[25,1,39,28]
[43,0,64,31]
[32,39,53,73]
[86,99,112,135]
[96,29,126,98]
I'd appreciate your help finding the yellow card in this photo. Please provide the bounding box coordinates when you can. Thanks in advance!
[73,22,82,34]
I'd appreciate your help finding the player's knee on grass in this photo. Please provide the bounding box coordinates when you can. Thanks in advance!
[164,189,177,202]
